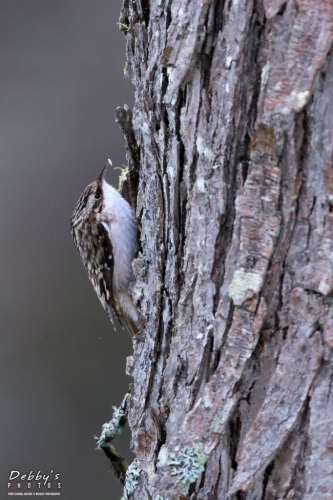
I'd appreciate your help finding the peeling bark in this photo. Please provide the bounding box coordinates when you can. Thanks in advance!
[116,0,333,498]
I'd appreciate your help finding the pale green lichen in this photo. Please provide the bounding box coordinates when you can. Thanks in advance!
[261,62,270,85]
[122,460,141,499]
[167,443,207,486]
[95,405,126,448]
[292,89,310,111]
[114,165,129,192]
[228,269,263,304]
[116,22,130,32]
[95,390,131,447]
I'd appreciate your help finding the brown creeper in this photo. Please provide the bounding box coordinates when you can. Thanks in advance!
[71,160,141,337]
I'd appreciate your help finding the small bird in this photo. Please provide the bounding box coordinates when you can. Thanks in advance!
[71,160,141,337]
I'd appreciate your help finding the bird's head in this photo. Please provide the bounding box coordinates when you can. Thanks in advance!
[71,160,112,224]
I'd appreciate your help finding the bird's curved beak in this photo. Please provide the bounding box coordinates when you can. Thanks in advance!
[98,159,112,183]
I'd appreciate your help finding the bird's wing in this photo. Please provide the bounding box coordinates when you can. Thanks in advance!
[86,222,122,328]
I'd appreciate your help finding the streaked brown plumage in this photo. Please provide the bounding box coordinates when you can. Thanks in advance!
[71,162,140,337]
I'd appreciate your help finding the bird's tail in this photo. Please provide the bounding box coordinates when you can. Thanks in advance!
[123,314,140,337]
[117,291,141,337]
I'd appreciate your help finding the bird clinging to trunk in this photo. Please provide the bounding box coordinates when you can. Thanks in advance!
[71,160,141,337]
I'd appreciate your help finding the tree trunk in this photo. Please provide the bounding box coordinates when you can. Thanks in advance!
[116,0,333,498]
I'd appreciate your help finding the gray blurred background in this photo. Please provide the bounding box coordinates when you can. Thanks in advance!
[0,1,134,498]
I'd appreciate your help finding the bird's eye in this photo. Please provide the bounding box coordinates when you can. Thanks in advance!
[94,193,101,200]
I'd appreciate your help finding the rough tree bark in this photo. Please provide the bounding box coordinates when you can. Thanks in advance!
[115,0,333,498]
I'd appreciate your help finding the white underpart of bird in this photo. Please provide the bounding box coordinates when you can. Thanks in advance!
[102,168,140,326]
[71,160,141,337]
